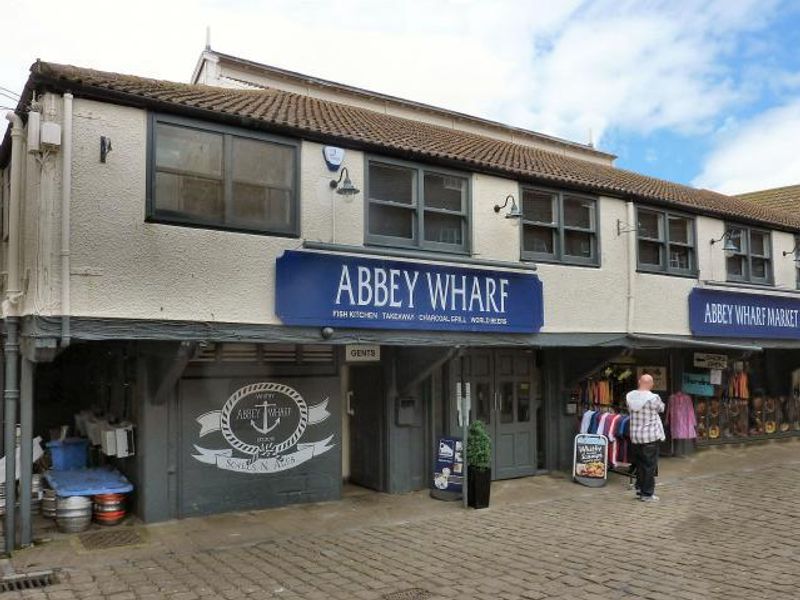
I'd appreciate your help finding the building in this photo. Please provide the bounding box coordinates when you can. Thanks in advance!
[1,50,799,548]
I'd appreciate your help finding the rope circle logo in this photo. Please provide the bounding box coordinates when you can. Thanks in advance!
[220,383,309,458]
[192,382,334,474]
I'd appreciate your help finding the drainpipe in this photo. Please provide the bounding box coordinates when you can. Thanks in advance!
[60,93,72,348]
[625,201,636,335]
[3,112,24,554]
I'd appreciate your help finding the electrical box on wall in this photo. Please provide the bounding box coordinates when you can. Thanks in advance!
[26,112,41,153]
[40,121,61,147]
[396,395,420,426]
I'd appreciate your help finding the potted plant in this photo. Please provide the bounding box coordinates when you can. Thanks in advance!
[466,420,492,509]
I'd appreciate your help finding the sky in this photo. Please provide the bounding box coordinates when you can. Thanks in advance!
[2,0,799,195]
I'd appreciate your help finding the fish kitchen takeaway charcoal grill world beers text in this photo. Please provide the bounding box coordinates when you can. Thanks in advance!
[275,251,544,333]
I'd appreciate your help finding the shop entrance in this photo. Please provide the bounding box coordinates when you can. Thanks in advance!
[458,350,540,479]
[348,365,386,491]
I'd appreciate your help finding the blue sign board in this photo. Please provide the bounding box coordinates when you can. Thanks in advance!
[433,437,463,493]
[689,288,800,340]
[275,250,544,333]
[682,372,715,397]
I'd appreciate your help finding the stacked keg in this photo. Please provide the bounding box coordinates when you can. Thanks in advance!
[93,493,126,526]
[41,488,57,519]
[55,495,92,533]
[31,474,43,514]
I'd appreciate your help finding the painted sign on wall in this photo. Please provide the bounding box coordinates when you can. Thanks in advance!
[276,250,544,333]
[689,288,800,339]
[192,382,335,474]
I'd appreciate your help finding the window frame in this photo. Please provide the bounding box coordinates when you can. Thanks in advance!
[147,113,301,238]
[519,185,600,267]
[724,224,774,286]
[635,206,698,277]
[794,235,800,290]
[364,155,472,255]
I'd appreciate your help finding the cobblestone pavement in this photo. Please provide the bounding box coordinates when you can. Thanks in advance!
[5,448,800,599]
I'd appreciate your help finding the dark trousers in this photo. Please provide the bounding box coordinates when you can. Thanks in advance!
[632,442,659,497]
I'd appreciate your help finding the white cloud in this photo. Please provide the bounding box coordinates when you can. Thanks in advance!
[692,101,800,194]
[0,0,784,151]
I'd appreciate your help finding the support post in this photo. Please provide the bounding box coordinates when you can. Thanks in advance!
[4,316,20,554]
[19,357,34,546]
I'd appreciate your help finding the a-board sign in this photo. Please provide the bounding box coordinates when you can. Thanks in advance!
[345,344,381,362]
[433,437,464,493]
[573,434,608,488]
[694,353,728,370]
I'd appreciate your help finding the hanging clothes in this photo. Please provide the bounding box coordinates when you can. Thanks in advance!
[579,410,595,434]
[667,391,697,439]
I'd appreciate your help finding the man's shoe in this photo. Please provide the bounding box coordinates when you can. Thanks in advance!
[640,495,660,503]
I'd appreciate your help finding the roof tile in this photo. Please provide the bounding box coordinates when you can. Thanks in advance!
[19,61,800,231]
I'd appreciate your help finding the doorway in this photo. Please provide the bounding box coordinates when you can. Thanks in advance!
[454,350,541,479]
[347,365,385,491]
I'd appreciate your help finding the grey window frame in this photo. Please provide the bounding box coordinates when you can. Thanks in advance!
[519,185,600,267]
[364,155,472,254]
[725,224,773,285]
[147,113,301,237]
[795,234,800,290]
[635,206,698,277]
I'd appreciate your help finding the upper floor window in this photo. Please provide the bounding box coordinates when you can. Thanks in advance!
[366,159,469,253]
[148,115,299,236]
[795,235,800,290]
[520,187,598,266]
[636,208,696,275]
[726,225,772,285]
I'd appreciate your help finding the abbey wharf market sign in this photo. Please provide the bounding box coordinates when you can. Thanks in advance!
[276,250,543,333]
[689,288,800,339]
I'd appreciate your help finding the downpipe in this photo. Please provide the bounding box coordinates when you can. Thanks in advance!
[60,93,73,349]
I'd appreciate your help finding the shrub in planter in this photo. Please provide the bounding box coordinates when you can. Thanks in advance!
[466,420,492,509]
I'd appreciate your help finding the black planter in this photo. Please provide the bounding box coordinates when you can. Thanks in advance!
[467,466,491,509]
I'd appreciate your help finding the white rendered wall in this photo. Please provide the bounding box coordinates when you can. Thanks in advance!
[11,96,800,339]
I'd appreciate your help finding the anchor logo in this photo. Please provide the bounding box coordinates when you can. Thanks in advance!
[251,400,281,435]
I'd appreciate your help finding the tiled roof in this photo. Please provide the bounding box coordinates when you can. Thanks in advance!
[9,61,800,231]
[736,184,799,217]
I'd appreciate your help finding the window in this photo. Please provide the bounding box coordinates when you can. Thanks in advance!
[795,235,800,290]
[520,187,598,265]
[148,115,299,236]
[366,159,469,252]
[725,225,773,284]
[636,208,696,275]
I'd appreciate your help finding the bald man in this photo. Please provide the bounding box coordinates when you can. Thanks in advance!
[626,374,665,502]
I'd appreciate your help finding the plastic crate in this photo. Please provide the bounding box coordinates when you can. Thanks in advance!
[47,438,89,471]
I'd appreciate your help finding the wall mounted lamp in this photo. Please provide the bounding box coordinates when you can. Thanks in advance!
[710,230,739,259]
[494,194,521,219]
[616,219,637,236]
[329,167,360,196]
[782,240,800,265]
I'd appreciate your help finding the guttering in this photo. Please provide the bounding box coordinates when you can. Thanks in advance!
[625,201,636,334]
[60,93,72,348]
[3,113,24,315]
[627,334,762,353]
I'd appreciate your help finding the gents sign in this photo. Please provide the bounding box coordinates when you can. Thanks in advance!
[276,250,544,333]
[689,288,800,339]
